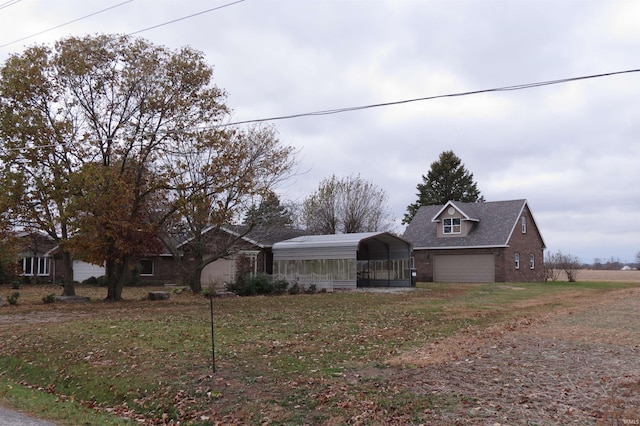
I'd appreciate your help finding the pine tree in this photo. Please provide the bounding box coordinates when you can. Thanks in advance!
[403,150,484,224]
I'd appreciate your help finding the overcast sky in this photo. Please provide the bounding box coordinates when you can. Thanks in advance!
[1,0,639,264]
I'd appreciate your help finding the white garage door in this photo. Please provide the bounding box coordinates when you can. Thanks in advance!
[433,254,495,283]
[201,257,235,289]
[73,261,105,282]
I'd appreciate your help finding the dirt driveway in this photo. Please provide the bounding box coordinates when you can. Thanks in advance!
[387,286,640,425]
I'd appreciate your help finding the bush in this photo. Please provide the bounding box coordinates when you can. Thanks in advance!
[227,274,289,297]
[7,291,19,305]
[82,276,106,286]
[288,281,301,295]
[42,294,56,304]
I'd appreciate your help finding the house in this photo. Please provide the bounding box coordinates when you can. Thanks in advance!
[16,232,106,284]
[272,232,413,290]
[16,232,62,284]
[197,225,308,287]
[403,199,546,282]
[140,225,308,288]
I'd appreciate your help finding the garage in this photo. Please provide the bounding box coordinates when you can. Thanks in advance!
[201,257,235,289]
[433,254,495,282]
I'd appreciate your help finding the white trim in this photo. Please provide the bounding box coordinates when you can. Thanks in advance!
[413,244,508,250]
[443,217,462,234]
[430,200,479,223]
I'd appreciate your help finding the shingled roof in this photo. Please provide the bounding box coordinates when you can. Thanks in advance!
[221,225,308,248]
[403,199,531,249]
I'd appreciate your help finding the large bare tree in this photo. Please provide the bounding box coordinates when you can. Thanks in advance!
[302,174,392,234]
[161,124,296,293]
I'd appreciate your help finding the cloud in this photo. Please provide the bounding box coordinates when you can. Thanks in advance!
[1,0,639,263]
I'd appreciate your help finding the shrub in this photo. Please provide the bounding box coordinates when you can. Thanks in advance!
[7,291,19,305]
[82,276,107,286]
[288,281,301,295]
[227,274,289,297]
[42,294,56,304]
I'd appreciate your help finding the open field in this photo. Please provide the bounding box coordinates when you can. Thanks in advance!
[575,268,640,282]
[1,278,640,425]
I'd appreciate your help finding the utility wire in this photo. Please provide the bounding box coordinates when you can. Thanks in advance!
[0,0,21,11]
[0,0,133,48]
[220,68,640,127]
[1,68,639,153]
[127,0,247,36]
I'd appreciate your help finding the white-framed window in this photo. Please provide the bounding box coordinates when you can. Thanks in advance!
[38,257,50,276]
[521,216,527,233]
[530,254,535,269]
[21,257,50,276]
[443,217,461,234]
[21,257,33,276]
[139,259,154,276]
[514,253,520,269]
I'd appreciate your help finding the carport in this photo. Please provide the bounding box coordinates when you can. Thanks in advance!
[272,232,413,290]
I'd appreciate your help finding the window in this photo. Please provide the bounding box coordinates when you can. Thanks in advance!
[514,253,520,269]
[21,257,33,276]
[443,217,461,234]
[521,216,527,233]
[21,257,50,276]
[38,257,50,276]
[530,254,535,269]
[139,259,154,276]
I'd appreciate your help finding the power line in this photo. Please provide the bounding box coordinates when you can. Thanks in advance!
[0,0,134,48]
[0,0,21,11]
[127,0,247,36]
[220,68,640,127]
[1,68,638,153]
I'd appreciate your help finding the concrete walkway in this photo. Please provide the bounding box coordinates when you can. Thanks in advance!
[0,407,55,426]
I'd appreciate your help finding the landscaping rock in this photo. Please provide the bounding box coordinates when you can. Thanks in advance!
[55,296,91,303]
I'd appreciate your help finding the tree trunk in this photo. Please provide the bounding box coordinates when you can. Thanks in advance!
[189,251,204,293]
[60,250,75,296]
[105,258,129,301]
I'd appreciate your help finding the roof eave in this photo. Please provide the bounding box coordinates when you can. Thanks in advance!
[413,244,509,250]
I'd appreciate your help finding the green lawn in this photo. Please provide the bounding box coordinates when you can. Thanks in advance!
[0,281,637,425]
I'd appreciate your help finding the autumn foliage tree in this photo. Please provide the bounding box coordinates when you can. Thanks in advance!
[0,34,295,300]
[403,150,484,224]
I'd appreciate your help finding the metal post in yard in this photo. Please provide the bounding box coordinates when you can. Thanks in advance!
[210,294,216,373]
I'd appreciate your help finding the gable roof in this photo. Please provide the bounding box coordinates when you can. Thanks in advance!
[403,199,544,249]
[174,224,307,251]
[222,225,308,248]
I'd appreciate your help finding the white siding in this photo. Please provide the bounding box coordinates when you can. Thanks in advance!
[73,261,105,282]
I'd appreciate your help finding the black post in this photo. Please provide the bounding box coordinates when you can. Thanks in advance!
[210,295,216,373]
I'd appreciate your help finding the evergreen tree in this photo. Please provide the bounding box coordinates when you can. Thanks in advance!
[244,191,294,227]
[403,150,484,224]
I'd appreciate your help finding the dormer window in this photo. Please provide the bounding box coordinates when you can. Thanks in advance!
[443,217,461,234]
